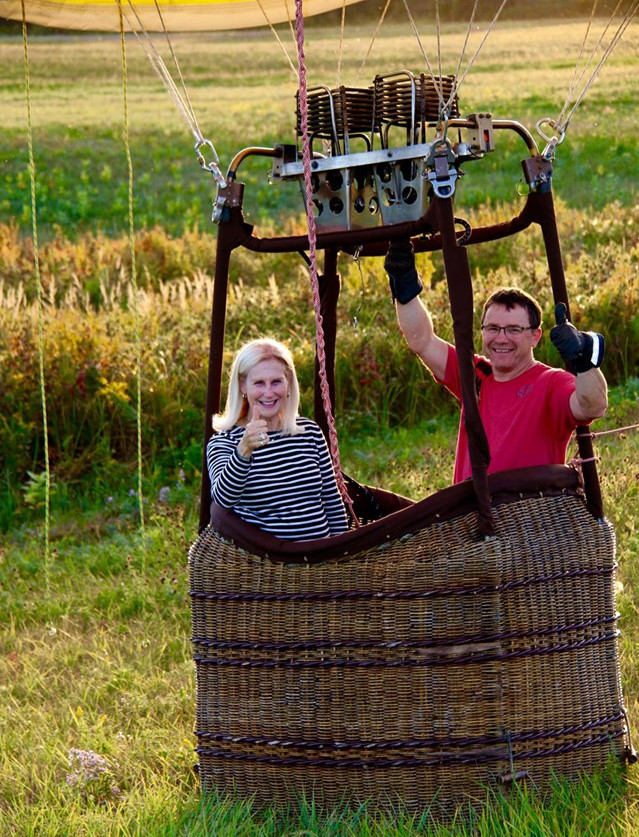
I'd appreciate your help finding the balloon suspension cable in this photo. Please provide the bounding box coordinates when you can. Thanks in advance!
[294,0,358,526]
[545,0,639,149]
[397,0,509,118]
[119,0,226,187]
[335,0,347,88]
[400,0,447,112]
[444,0,509,113]
[255,0,299,80]
[354,0,392,85]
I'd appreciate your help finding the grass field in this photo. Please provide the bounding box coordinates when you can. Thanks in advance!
[1,18,638,236]
[1,11,639,836]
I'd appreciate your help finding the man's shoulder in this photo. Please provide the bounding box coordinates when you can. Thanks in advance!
[527,361,574,383]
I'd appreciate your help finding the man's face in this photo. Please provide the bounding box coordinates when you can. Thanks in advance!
[481,303,542,380]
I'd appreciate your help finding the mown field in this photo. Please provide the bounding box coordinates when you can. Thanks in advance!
[1,12,639,837]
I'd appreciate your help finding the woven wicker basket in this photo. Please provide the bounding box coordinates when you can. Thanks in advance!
[188,468,629,814]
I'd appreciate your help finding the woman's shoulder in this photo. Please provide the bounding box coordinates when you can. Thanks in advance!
[294,416,321,433]
[208,426,243,445]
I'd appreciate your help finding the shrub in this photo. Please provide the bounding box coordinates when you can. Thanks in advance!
[1,198,637,529]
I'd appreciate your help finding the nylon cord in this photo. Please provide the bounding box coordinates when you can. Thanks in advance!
[119,4,146,548]
[555,0,639,136]
[355,0,392,85]
[294,0,358,526]
[21,0,51,599]
[336,0,347,88]
[255,0,299,78]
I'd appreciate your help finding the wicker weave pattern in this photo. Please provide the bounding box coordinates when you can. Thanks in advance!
[189,492,626,812]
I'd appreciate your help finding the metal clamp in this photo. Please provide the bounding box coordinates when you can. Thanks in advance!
[426,139,458,198]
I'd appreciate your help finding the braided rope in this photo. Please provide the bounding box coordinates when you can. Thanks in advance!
[118,5,146,544]
[294,0,357,525]
[21,0,51,597]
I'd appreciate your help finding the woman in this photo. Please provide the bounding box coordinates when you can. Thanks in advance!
[206,338,349,540]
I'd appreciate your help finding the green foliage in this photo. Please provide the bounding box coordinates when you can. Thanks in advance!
[1,193,638,532]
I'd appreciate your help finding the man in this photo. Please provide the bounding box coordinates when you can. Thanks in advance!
[384,239,608,482]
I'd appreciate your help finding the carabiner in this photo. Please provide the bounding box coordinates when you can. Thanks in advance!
[194,138,227,188]
[535,118,566,161]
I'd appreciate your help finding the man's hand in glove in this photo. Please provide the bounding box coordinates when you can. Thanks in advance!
[550,302,604,374]
[384,238,423,304]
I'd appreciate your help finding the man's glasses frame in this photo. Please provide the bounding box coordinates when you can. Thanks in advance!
[480,325,536,337]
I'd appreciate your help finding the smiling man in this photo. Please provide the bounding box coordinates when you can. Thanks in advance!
[384,240,608,483]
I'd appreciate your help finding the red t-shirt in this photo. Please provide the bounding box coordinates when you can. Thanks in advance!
[438,345,579,483]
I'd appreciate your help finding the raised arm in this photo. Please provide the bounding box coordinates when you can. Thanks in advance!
[571,367,608,422]
[385,239,450,381]
[550,303,608,422]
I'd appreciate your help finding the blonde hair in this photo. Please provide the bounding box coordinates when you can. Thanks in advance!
[212,338,303,435]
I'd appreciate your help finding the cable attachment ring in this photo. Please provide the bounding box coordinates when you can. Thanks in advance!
[536,118,566,161]
[195,138,227,188]
[454,217,472,246]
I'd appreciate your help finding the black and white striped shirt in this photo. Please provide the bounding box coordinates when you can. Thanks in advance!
[206,417,349,540]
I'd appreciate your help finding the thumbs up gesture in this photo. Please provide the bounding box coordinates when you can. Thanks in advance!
[238,404,269,459]
[550,302,604,374]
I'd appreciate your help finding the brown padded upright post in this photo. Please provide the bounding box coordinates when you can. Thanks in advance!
[198,218,234,532]
[433,196,495,537]
[533,188,604,520]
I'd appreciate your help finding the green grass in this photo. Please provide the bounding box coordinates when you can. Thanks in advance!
[1,13,639,835]
[1,18,638,237]
[1,410,638,835]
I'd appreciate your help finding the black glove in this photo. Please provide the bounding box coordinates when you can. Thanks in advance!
[384,238,423,304]
[550,302,604,374]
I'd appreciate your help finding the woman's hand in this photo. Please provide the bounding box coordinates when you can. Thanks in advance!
[237,405,269,458]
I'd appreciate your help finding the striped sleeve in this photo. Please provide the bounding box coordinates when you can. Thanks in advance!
[206,430,251,509]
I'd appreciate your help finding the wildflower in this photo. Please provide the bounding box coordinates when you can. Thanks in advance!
[65,748,121,804]
[158,486,170,503]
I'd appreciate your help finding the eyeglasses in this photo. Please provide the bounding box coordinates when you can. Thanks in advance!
[480,324,536,337]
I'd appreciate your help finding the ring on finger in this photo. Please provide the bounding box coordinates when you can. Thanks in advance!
[258,432,266,444]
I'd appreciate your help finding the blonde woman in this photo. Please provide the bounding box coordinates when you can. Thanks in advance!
[206,338,349,540]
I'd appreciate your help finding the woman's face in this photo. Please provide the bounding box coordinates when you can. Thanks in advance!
[240,358,289,426]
